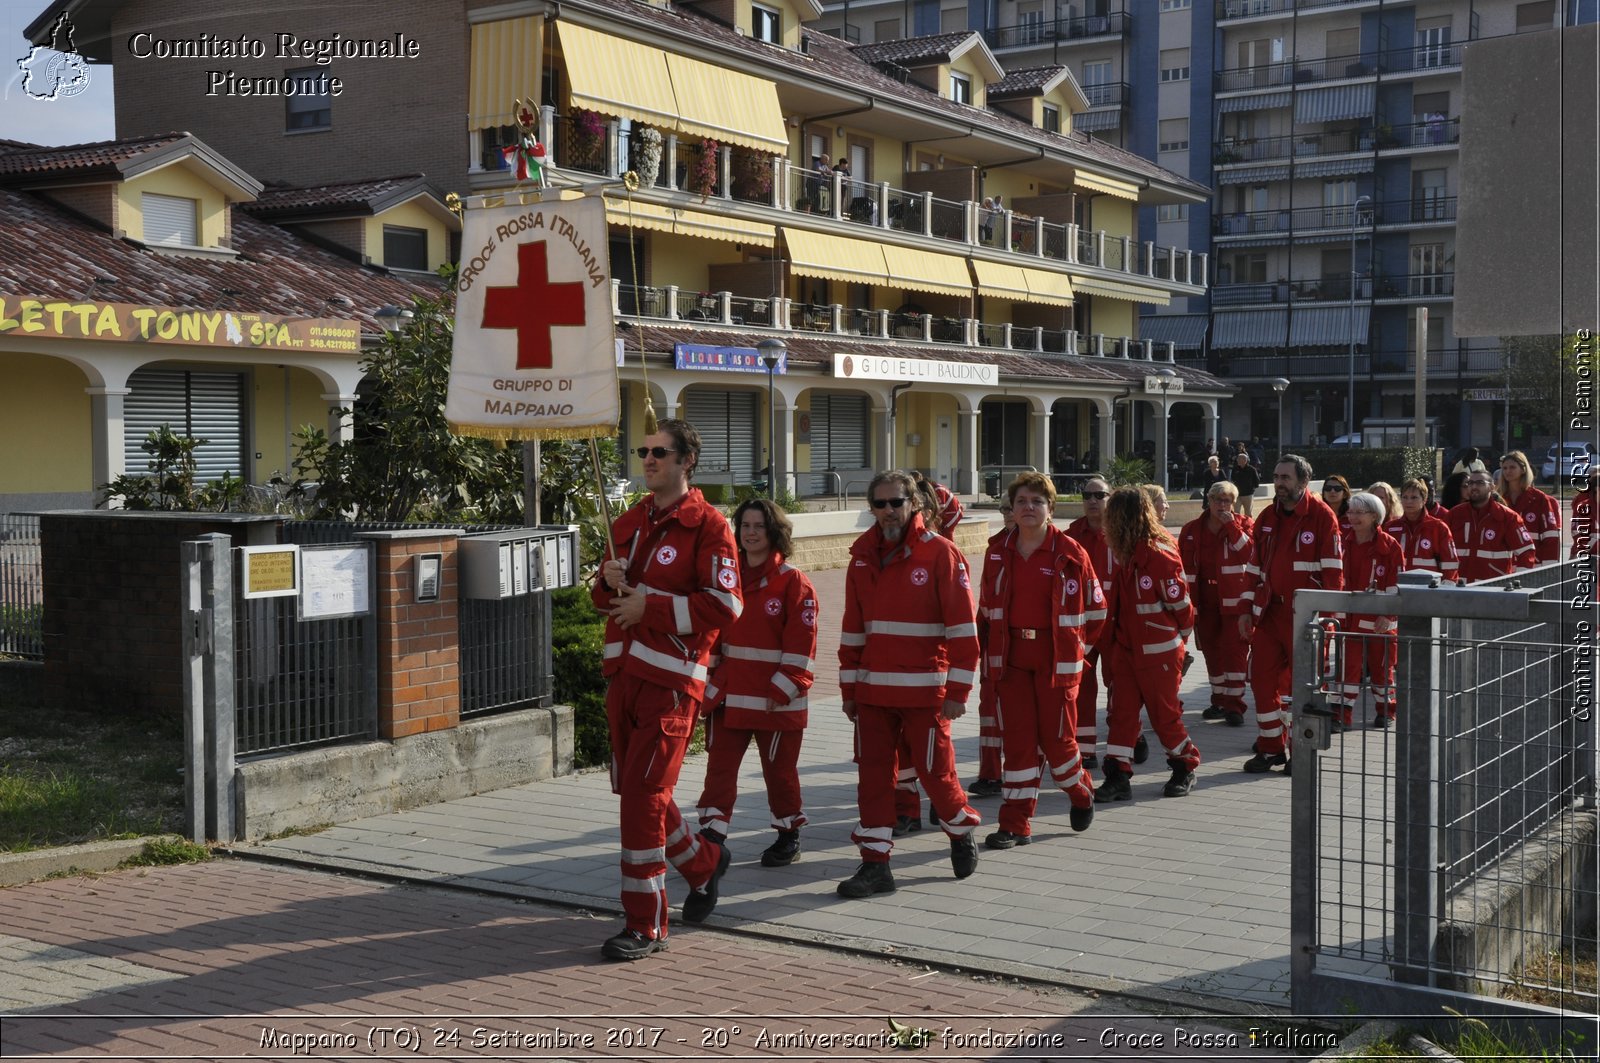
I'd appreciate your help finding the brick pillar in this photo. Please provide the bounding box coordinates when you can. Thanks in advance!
[362,530,461,739]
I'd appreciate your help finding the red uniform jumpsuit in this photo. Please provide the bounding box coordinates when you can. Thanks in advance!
[978,525,1104,836]
[1241,492,1345,756]
[1384,513,1460,582]
[1337,530,1404,725]
[971,528,1007,784]
[1098,542,1199,775]
[592,488,741,942]
[896,483,972,817]
[1178,511,1255,718]
[840,512,981,864]
[696,553,817,842]
[1445,500,1537,582]
[1505,485,1562,563]
[1065,516,1116,754]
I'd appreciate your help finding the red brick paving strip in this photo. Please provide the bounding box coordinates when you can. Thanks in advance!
[0,861,1312,1060]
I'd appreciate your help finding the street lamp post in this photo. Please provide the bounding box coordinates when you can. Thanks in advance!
[1346,194,1371,440]
[1271,377,1290,454]
[1154,367,1176,491]
[757,338,786,501]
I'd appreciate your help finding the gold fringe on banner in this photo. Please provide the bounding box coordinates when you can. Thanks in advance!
[449,421,618,442]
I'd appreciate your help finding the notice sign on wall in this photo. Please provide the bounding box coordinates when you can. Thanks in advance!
[240,546,299,599]
[299,544,373,621]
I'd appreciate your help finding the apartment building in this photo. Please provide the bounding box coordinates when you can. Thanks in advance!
[814,0,1594,451]
[28,0,1220,496]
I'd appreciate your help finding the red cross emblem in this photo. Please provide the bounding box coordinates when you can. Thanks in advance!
[482,241,586,370]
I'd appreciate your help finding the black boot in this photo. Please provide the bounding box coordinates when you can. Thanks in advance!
[1133,734,1150,764]
[1094,765,1132,803]
[760,829,800,867]
[837,861,896,898]
[1162,758,1196,797]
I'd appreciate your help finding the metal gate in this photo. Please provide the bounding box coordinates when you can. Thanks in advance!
[1288,561,1597,1039]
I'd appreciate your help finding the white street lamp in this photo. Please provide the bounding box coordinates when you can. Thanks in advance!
[757,338,786,501]
[374,304,414,333]
[1153,367,1177,491]
[1271,377,1290,452]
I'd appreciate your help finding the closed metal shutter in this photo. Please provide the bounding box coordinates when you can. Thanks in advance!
[142,193,198,246]
[809,392,869,469]
[124,368,247,483]
[684,389,759,481]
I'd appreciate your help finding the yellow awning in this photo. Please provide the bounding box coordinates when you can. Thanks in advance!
[880,244,972,298]
[661,53,789,154]
[558,23,787,155]
[1073,276,1171,306]
[469,17,543,131]
[559,22,680,131]
[1075,171,1141,201]
[606,198,677,236]
[972,260,1031,301]
[675,207,775,247]
[782,228,889,287]
[1022,267,1074,307]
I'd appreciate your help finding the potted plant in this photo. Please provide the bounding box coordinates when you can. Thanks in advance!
[633,126,662,187]
[690,138,720,199]
[732,150,773,202]
[570,107,605,167]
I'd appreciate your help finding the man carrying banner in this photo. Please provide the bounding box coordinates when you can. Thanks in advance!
[593,419,743,959]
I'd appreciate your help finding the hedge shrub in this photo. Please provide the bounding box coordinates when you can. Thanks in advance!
[1294,447,1440,490]
[550,586,610,768]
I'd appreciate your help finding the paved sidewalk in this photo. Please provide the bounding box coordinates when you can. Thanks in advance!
[0,860,1337,1061]
[248,542,1310,1010]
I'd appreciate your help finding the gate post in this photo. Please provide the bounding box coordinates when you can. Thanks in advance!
[180,532,235,843]
[1393,597,1442,983]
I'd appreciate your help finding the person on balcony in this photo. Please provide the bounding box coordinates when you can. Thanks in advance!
[592,420,742,960]
[977,472,1101,847]
[694,499,818,871]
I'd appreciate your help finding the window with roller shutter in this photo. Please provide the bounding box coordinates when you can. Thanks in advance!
[123,368,248,484]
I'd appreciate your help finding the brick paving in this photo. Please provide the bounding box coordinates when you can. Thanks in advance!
[0,861,1334,1061]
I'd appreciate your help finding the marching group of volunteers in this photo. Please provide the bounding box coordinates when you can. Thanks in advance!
[588,418,1590,961]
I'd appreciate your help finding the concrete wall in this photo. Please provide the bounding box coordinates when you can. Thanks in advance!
[1454,24,1599,336]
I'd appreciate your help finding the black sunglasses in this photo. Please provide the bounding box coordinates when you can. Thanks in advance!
[870,497,908,509]
[1082,490,1108,500]
[635,446,678,459]
[1323,485,1345,492]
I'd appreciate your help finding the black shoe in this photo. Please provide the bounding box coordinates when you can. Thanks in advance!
[600,928,667,961]
[836,861,896,898]
[1243,751,1288,774]
[950,835,979,879]
[1202,705,1226,721]
[967,777,1003,798]
[760,830,800,868]
[892,815,921,837]
[1372,711,1389,729]
[681,842,730,923]
[1225,712,1245,728]
[1082,753,1099,770]
[1133,735,1150,764]
[1069,803,1095,832]
[1163,761,1196,798]
[1330,719,1345,734]
[1094,768,1132,803]
[985,829,1031,850]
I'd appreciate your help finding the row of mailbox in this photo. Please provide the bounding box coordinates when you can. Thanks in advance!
[458,527,580,600]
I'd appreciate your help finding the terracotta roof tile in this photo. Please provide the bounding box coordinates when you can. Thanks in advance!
[246,174,431,219]
[0,132,188,181]
[0,187,442,335]
[988,66,1064,100]
[850,32,974,67]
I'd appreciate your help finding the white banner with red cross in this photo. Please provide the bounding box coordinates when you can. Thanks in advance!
[446,195,618,440]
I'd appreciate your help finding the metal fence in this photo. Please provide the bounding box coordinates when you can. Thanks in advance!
[1289,561,1598,1038]
[0,514,42,659]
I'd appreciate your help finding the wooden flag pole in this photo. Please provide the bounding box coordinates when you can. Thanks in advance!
[589,435,618,563]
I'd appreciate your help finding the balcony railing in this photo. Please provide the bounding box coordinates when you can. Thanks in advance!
[1213,127,1363,164]
[1212,276,1374,306]
[1375,195,1457,225]
[1215,0,1373,21]
[1378,41,1465,74]
[1384,116,1460,149]
[985,10,1131,48]
[1081,80,1129,108]
[469,107,1209,292]
[1374,272,1454,298]
[611,282,1180,364]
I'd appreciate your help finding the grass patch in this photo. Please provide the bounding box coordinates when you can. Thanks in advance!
[0,698,184,852]
[1504,929,1599,1011]
[1350,1013,1591,1062]
[120,838,211,867]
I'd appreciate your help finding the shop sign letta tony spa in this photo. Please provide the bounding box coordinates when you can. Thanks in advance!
[0,295,358,352]
[446,196,618,440]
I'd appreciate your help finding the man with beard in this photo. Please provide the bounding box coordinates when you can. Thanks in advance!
[837,470,982,898]
[1237,455,1344,774]
[1446,470,1537,581]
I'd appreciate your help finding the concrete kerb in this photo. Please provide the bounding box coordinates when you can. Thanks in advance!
[0,835,180,887]
[229,839,1299,1027]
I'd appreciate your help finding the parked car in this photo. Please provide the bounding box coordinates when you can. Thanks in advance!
[1542,442,1595,482]
[1329,433,1362,448]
